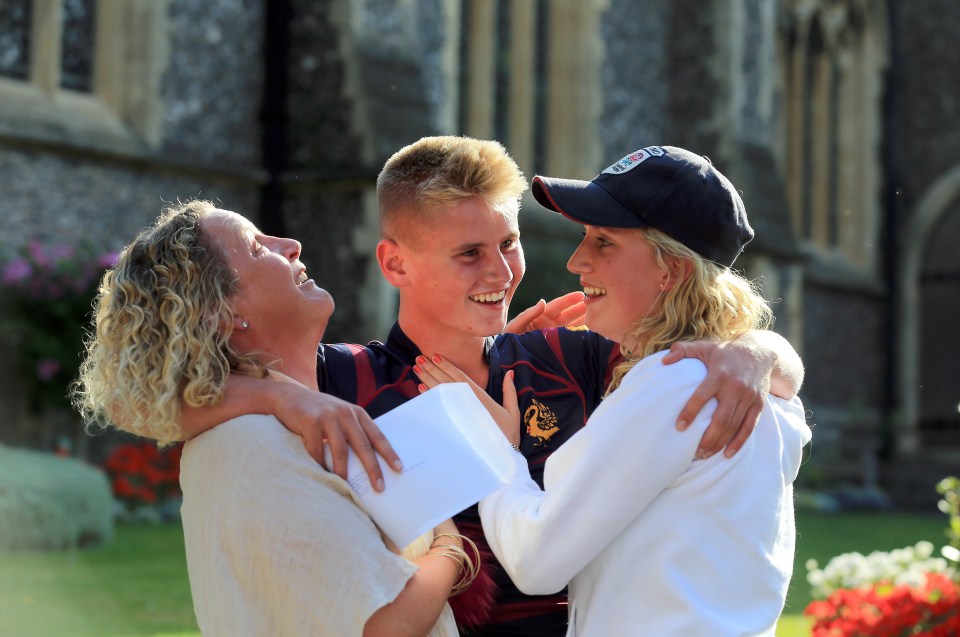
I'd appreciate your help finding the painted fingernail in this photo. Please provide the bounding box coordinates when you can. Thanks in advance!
[418,383,427,392]
[432,354,442,363]
[416,355,426,364]
[413,364,422,374]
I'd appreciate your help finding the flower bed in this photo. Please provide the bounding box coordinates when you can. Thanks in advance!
[804,477,960,636]
[0,239,117,413]
[103,442,183,523]
[805,571,958,636]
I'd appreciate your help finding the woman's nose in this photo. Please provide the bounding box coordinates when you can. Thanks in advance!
[567,243,590,274]
[273,237,301,260]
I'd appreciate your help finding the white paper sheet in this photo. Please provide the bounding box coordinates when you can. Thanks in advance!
[343,383,517,549]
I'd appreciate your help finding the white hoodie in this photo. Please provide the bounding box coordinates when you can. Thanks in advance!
[480,353,812,637]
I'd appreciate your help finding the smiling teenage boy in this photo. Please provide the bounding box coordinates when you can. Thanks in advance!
[181,136,803,637]
[320,137,615,635]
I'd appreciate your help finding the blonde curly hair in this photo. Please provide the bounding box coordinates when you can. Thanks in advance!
[606,228,772,395]
[74,201,265,445]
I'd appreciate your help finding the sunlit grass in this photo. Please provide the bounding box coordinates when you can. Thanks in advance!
[0,524,197,637]
[777,614,814,637]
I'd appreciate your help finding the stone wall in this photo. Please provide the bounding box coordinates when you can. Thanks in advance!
[0,0,265,447]
[896,0,960,205]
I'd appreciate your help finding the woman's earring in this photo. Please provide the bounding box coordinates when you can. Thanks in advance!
[241,321,249,329]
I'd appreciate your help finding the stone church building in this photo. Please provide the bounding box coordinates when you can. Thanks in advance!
[1,0,957,506]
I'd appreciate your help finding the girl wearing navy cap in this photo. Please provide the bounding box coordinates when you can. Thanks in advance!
[418,146,811,636]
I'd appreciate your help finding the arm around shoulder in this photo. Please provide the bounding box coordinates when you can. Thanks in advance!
[180,372,402,488]
[178,373,286,439]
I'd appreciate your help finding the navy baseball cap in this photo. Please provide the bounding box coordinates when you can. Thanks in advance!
[531,146,754,267]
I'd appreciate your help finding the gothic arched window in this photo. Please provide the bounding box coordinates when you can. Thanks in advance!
[0,0,168,149]
[782,0,888,271]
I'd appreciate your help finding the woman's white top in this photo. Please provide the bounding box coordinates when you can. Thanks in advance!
[180,413,457,637]
[479,353,811,637]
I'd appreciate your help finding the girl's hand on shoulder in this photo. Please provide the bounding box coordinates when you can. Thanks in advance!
[503,291,587,334]
[413,355,521,447]
[662,339,772,459]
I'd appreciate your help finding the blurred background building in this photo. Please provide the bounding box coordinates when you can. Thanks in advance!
[0,0,957,506]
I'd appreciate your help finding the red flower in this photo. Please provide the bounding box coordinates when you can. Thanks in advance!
[112,476,136,498]
[103,442,183,511]
[136,487,157,504]
[805,573,959,637]
[106,444,146,474]
[142,464,164,486]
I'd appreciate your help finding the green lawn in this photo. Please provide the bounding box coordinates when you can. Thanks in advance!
[0,524,197,637]
[0,510,948,637]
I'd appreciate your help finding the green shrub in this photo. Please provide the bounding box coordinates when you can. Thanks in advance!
[0,443,114,551]
[936,475,960,582]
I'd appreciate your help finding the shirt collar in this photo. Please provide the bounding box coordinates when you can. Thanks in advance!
[385,322,501,392]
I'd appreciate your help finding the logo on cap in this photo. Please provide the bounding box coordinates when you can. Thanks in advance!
[601,146,665,176]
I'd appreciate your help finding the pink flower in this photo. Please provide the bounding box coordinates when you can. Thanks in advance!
[97,251,120,269]
[47,243,75,263]
[36,359,61,381]
[27,240,47,265]
[2,258,32,285]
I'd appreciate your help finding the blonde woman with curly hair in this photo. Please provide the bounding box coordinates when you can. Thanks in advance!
[75,201,469,637]
[415,147,812,636]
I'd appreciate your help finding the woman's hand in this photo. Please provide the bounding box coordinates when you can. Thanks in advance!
[413,355,521,448]
[503,291,587,334]
[662,339,774,459]
[270,382,403,491]
[179,374,402,490]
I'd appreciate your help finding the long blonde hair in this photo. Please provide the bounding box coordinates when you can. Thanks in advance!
[74,201,265,445]
[606,228,772,395]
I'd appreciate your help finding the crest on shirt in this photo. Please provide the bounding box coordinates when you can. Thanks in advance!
[524,398,560,447]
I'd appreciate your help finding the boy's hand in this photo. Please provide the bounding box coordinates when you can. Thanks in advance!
[413,355,521,447]
[272,383,403,491]
[663,339,774,459]
[504,292,587,334]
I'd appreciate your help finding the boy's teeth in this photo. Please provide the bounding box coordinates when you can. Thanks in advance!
[583,286,607,296]
[470,291,506,303]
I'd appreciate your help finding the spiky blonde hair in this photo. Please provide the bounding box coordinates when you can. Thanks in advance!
[376,136,527,249]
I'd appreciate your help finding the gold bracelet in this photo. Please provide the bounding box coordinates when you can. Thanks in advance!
[431,533,481,596]
[432,532,464,550]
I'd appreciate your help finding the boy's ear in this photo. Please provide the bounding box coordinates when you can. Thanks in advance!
[376,239,409,288]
